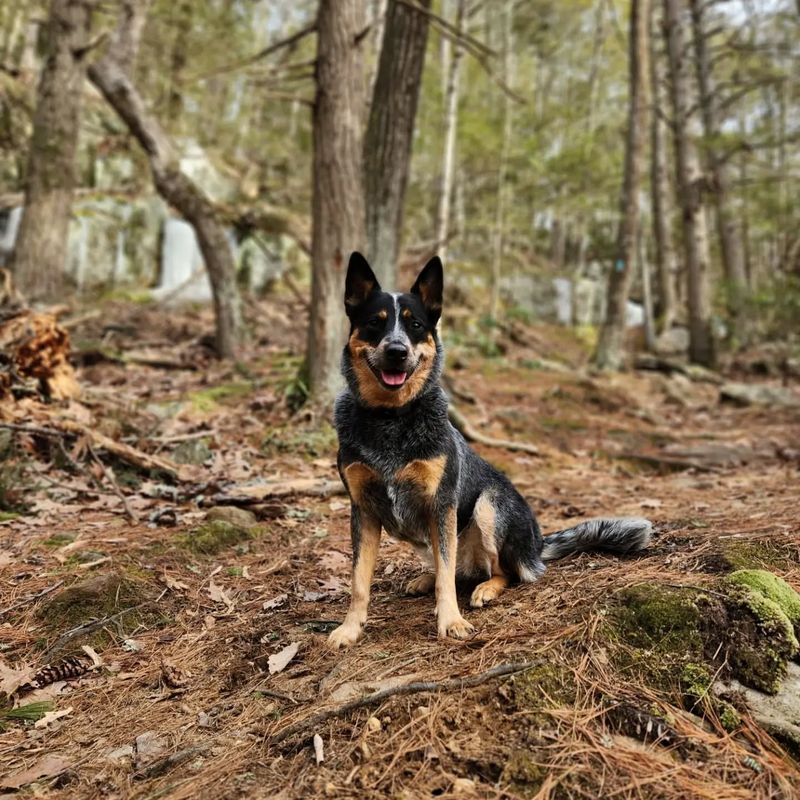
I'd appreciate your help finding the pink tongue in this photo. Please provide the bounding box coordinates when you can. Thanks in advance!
[381,370,407,386]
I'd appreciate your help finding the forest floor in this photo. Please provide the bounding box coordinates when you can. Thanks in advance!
[0,295,799,799]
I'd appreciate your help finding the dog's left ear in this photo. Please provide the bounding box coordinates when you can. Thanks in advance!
[410,256,443,325]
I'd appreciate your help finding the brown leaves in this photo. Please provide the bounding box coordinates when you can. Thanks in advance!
[268,642,299,675]
[0,754,73,790]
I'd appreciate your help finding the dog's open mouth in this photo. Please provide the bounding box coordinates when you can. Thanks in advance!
[379,370,407,388]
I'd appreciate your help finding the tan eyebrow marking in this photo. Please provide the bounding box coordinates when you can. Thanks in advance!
[377,309,388,320]
[402,308,412,319]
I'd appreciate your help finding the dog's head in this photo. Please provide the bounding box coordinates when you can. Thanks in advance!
[342,252,443,408]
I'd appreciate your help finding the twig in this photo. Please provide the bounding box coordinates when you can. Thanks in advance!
[0,581,65,617]
[448,405,540,456]
[269,660,543,745]
[135,744,211,780]
[252,687,298,704]
[41,602,154,661]
[614,452,719,473]
[199,479,345,507]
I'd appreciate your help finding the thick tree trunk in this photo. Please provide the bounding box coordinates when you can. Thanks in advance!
[364,0,430,287]
[663,0,715,367]
[435,0,466,263]
[308,0,368,402]
[10,0,92,302]
[489,0,514,321]
[689,0,747,312]
[649,6,679,333]
[88,6,243,359]
[594,0,651,370]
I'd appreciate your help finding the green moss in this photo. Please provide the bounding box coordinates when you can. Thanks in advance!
[501,663,575,713]
[721,541,796,572]
[41,533,75,548]
[726,570,800,629]
[262,421,337,460]
[179,520,255,555]
[679,662,740,732]
[36,572,161,654]
[502,750,547,797]
[0,511,19,522]
[188,382,253,413]
[718,704,742,732]
[613,585,704,656]
[722,583,798,694]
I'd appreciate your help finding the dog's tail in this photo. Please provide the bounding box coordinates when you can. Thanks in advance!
[540,517,652,562]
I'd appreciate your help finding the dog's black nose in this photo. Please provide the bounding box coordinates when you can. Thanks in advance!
[386,343,409,362]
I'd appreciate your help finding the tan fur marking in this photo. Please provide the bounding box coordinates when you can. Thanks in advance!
[431,507,475,639]
[344,462,380,504]
[402,307,412,319]
[395,455,446,498]
[470,575,509,608]
[457,492,497,576]
[348,334,436,409]
[378,309,388,320]
[328,514,381,649]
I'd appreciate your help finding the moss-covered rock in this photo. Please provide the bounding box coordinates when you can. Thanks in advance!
[501,750,547,798]
[36,572,161,654]
[499,662,576,713]
[178,519,256,555]
[726,570,800,630]
[610,575,800,698]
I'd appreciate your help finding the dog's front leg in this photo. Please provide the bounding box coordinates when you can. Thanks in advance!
[431,506,475,639]
[328,507,381,649]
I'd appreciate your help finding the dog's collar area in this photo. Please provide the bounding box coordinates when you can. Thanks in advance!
[360,400,417,418]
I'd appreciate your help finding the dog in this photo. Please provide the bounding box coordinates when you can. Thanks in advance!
[327,252,651,648]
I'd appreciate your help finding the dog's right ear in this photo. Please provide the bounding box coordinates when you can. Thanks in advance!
[345,252,380,315]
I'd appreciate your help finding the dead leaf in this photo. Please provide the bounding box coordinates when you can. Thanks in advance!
[263,593,288,610]
[81,645,103,668]
[207,580,235,611]
[313,733,324,765]
[268,642,299,675]
[0,659,36,696]
[162,572,189,592]
[134,730,168,768]
[34,706,73,729]
[0,754,72,789]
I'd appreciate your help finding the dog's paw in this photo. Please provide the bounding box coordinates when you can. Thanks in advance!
[327,621,362,650]
[438,615,476,640]
[405,572,436,595]
[470,580,504,608]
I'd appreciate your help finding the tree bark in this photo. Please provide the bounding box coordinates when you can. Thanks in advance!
[10,0,92,302]
[363,0,431,287]
[649,5,679,334]
[308,0,368,402]
[434,0,466,263]
[594,0,651,370]
[88,3,243,359]
[663,0,715,367]
[689,0,747,314]
[489,0,514,321]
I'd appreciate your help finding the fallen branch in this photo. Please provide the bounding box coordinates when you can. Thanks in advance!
[0,421,182,479]
[86,442,137,523]
[135,744,211,780]
[614,451,719,473]
[199,478,345,507]
[448,405,540,456]
[269,660,543,745]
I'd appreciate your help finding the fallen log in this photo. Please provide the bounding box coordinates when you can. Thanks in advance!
[199,477,345,507]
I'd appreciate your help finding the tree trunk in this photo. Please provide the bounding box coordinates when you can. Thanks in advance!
[88,3,243,359]
[435,0,466,263]
[308,0,368,403]
[489,0,514,321]
[689,0,747,313]
[167,0,193,128]
[363,0,431,288]
[663,0,715,367]
[594,0,651,370]
[10,0,92,302]
[649,5,679,334]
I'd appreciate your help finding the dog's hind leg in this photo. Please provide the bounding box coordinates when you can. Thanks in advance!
[467,492,509,608]
[405,543,435,595]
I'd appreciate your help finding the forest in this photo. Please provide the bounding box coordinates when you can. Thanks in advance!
[0,0,798,797]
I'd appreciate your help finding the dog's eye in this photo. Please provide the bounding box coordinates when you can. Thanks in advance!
[365,317,382,330]
[409,319,424,332]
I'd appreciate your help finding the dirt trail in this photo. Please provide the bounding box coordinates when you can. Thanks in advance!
[1,302,798,798]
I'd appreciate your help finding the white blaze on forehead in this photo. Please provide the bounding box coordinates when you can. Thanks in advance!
[389,293,411,346]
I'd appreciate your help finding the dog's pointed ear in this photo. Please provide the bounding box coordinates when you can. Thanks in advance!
[410,256,443,324]
[345,252,380,314]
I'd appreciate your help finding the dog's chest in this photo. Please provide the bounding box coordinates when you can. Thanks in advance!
[343,453,446,544]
